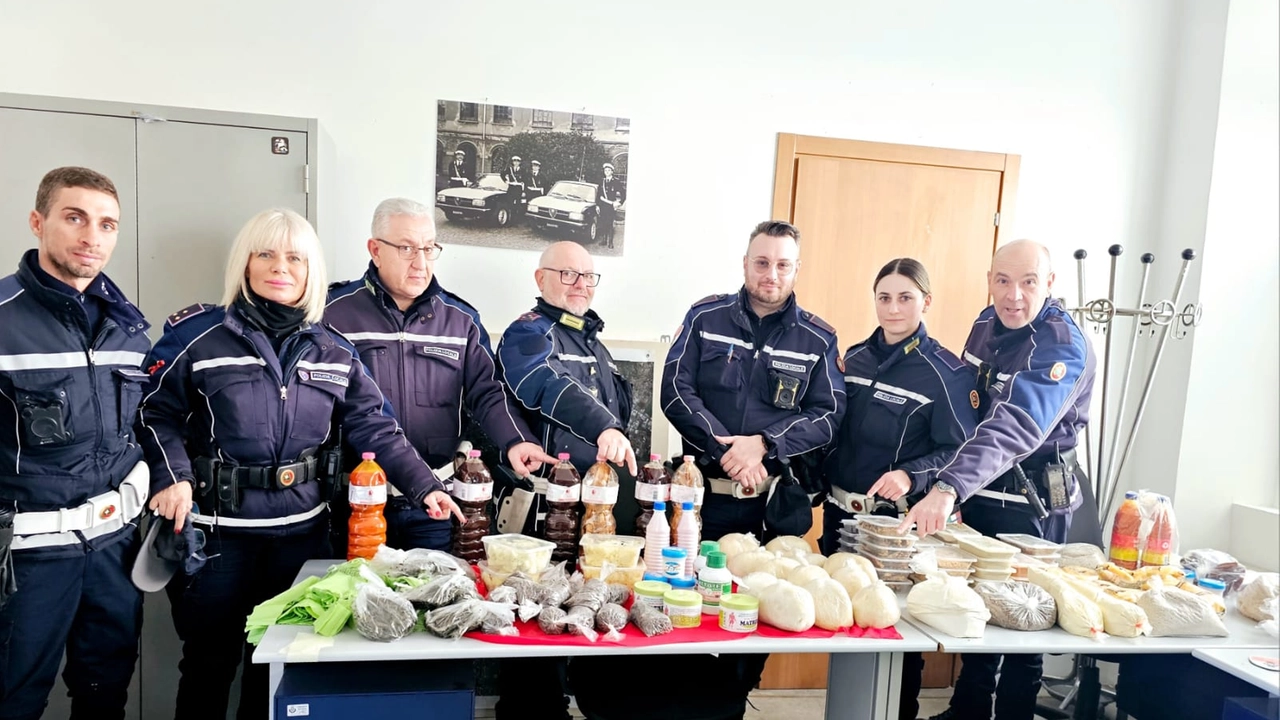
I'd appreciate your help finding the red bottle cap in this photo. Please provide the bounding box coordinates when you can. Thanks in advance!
[469,449,481,458]
[558,453,571,461]
[362,452,375,460]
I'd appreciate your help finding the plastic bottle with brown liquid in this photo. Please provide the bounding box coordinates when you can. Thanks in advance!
[545,453,582,563]
[347,452,387,560]
[633,453,671,538]
[450,449,494,562]
[581,461,619,536]
[669,455,704,545]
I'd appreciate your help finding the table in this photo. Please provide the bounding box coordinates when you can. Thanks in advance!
[253,560,939,720]
[900,605,1280,719]
[1193,648,1280,696]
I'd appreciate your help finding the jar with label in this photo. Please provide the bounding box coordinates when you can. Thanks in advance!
[663,589,703,628]
[719,593,759,634]
[633,580,671,611]
[661,547,687,581]
[545,454,582,563]
[697,550,732,615]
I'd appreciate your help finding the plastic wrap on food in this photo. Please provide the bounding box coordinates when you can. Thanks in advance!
[501,572,542,605]
[566,578,609,612]
[606,583,631,605]
[541,560,570,585]
[1137,577,1228,637]
[401,573,481,610]
[479,600,520,636]
[1059,543,1106,570]
[559,604,599,641]
[538,605,567,634]
[353,582,418,642]
[1236,573,1279,624]
[488,585,518,605]
[423,600,490,639]
[975,581,1057,631]
[371,545,472,579]
[595,602,629,642]
[569,571,586,595]
[629,603,673,637]
[1181,549,1249,596]
[539,578,572,608]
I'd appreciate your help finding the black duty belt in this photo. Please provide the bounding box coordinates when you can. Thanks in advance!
[193,454,319,491]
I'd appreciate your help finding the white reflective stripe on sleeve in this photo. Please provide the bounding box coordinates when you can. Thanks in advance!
[698,331,753,350]
[342,331,400,342]
[964,351,983,368]
[763,346,819,362]
[296,361,350,373]
[556,354,597,363]
[189,503,326,528]
[845,376,872,386]
[91,350,147,367]
[0,351,87,372]
[191,356,267,373]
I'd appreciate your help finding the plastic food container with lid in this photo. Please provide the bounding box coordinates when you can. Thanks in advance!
[877,568,913,584]
[930,546,979,570]
[994,533,1063,557]
[857,538,916,561]
[973,567,1014,582]
[884,579,914,594]
[482,534,556,574]
[478,559,544,591]
[957,536,1019,560]
[579,534,646,568]
[718,593,759,633]
[580,559,645,586]
[916,535,945,548]
[663,589,703,628]
[857,515,917,546]
[858,550,913,570]
[935,522,982,544]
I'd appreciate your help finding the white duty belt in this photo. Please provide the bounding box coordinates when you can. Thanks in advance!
[827,485,908,514]
[707,475,778,500]
[12,461,150,550]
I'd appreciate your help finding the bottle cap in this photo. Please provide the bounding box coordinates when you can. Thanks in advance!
[643,572,667,583]
[681,501,693,511]
[650,453,661,462]
[1198,578,1226,591]
[699,540,720,556]
[653,501,666,512]
[1125,491,1139,499]
[670,577,696,590]
[1183,569,1197,581]
[558,453,571,461]
[705,551,727,569]
[683,455,694,462]
[362,452,375,460]
[468,449,481,458]
[661,547,687,559]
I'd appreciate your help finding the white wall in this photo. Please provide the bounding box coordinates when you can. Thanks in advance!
[2,0,1272,546]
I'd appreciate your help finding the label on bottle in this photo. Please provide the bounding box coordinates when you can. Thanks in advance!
[670,485,705,505]
[582,485,619,504]
[697,576,731,610]
[451,481,494,503]
[545,482,581,503]
[349,484,387,505]
[635,482,670,503]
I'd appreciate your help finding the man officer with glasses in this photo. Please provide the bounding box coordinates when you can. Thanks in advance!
[325,198,555,554]
[493,240,635,720]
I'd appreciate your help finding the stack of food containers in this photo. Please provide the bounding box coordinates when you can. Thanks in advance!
[934,522,983,544]
[578,534,647,586]
[856,515,917,592]
[837,518,860,552]
[910,545,979,585]
[957,535,1020,583]
[478,534,556,591]
[996,533,1063,581]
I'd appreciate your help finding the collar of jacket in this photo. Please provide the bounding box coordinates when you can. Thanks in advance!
[731,285,799,333]
[16,248,148,331]
[224,299,319,341]
[863,321,928,369]
[363,262,443,315]
[988,298,1058,353]
[534,296,604,337]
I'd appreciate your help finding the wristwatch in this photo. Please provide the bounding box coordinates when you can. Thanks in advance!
[932,481,958,498]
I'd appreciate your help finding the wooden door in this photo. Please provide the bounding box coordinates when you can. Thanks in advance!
[759,134,1020,691]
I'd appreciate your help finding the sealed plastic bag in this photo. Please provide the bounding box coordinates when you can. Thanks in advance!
[559,605,599,641]
[974,581,1057,632]
[1236,573,1279,623]
[1137,577,1227,637]
[353,581,417,642]
[478,600,520,636]
[501,572,542,605]
[424,600,490,639]
[1181,549,1248,596]
[629,602,673,637]
[1059,543,1106,570]
[400,573,480,610]
[595,602,629,642]
[906,571,990,638]
[1056,571,1149,637]
[538,605,567,635]
[606,583,631,605]
[757,579,816,633]
[566,578,610,613]
[370,545,471,579]
[1029,566,1105,640]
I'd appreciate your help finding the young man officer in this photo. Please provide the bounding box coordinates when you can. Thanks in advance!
[494,240,636,720]
[325,198,555,552]
[905,239,1097,720]
[646,220,845,719]
[0,167,152,720]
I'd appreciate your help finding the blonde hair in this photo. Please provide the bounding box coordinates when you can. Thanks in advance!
[221,208,327,323]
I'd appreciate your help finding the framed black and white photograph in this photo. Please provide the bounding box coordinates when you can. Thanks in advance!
[435,100,630,256]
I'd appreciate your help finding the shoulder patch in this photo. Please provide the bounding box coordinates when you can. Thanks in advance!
[932,347,967,373]
[167,303,214,327]
[1049,362,1067,382]
[517,310,543,324]
[691,293,727,307]
[802,311,837,336]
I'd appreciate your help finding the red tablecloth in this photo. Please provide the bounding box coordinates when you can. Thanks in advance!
[466,617,751,647]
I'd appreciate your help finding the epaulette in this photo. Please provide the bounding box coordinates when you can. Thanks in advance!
[691,293,727,307]
[801,311,837,336]
[0,274,21,302]
[439,289,479,315]
[516,310,544,324]
[932,346,966,373]
[167,303,214,327]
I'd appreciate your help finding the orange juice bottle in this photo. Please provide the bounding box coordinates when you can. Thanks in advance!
[1140,497,1174,567]
[347,452,387,560]
[1108,491,1141,570]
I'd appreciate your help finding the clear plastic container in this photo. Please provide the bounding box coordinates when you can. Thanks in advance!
[857,538,916,561]
[995,533,1063,557]
[580,559,646,586]
[579,533,645,568]
[877,568,912,583]
[857,515,917,547]
[478,559,544,591]
[884,580,914,594]
[974,556,1015,572]
[931,546,979,570]
[957,536,1019,559]
[935,522,982,544]
[481,533,556,574]
[1010,553,1049,580]
[973,567,1014,582]
[857,550,913,570]
[916,535,945,549]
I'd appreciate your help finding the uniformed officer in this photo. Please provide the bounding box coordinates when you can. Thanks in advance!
[0,167,152,720]
[501,155,527,207]
[325,198,556,552]
[645,220,845,719]
[493,240,636,720]
[448,149,472,188]
[913,239,1097,720]
[139,208,464,720]
[822,258,978,720]
[596,163,625,249]
[526,159,548,201]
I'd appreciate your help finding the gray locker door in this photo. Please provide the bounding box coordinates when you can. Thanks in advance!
[0,107,139,301]
[134,120,309,720]
[135,121,309,324]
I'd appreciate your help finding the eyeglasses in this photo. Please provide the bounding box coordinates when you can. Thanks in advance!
[751,259,797,276]
[375,238,443,261]
[541,267,602,287]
